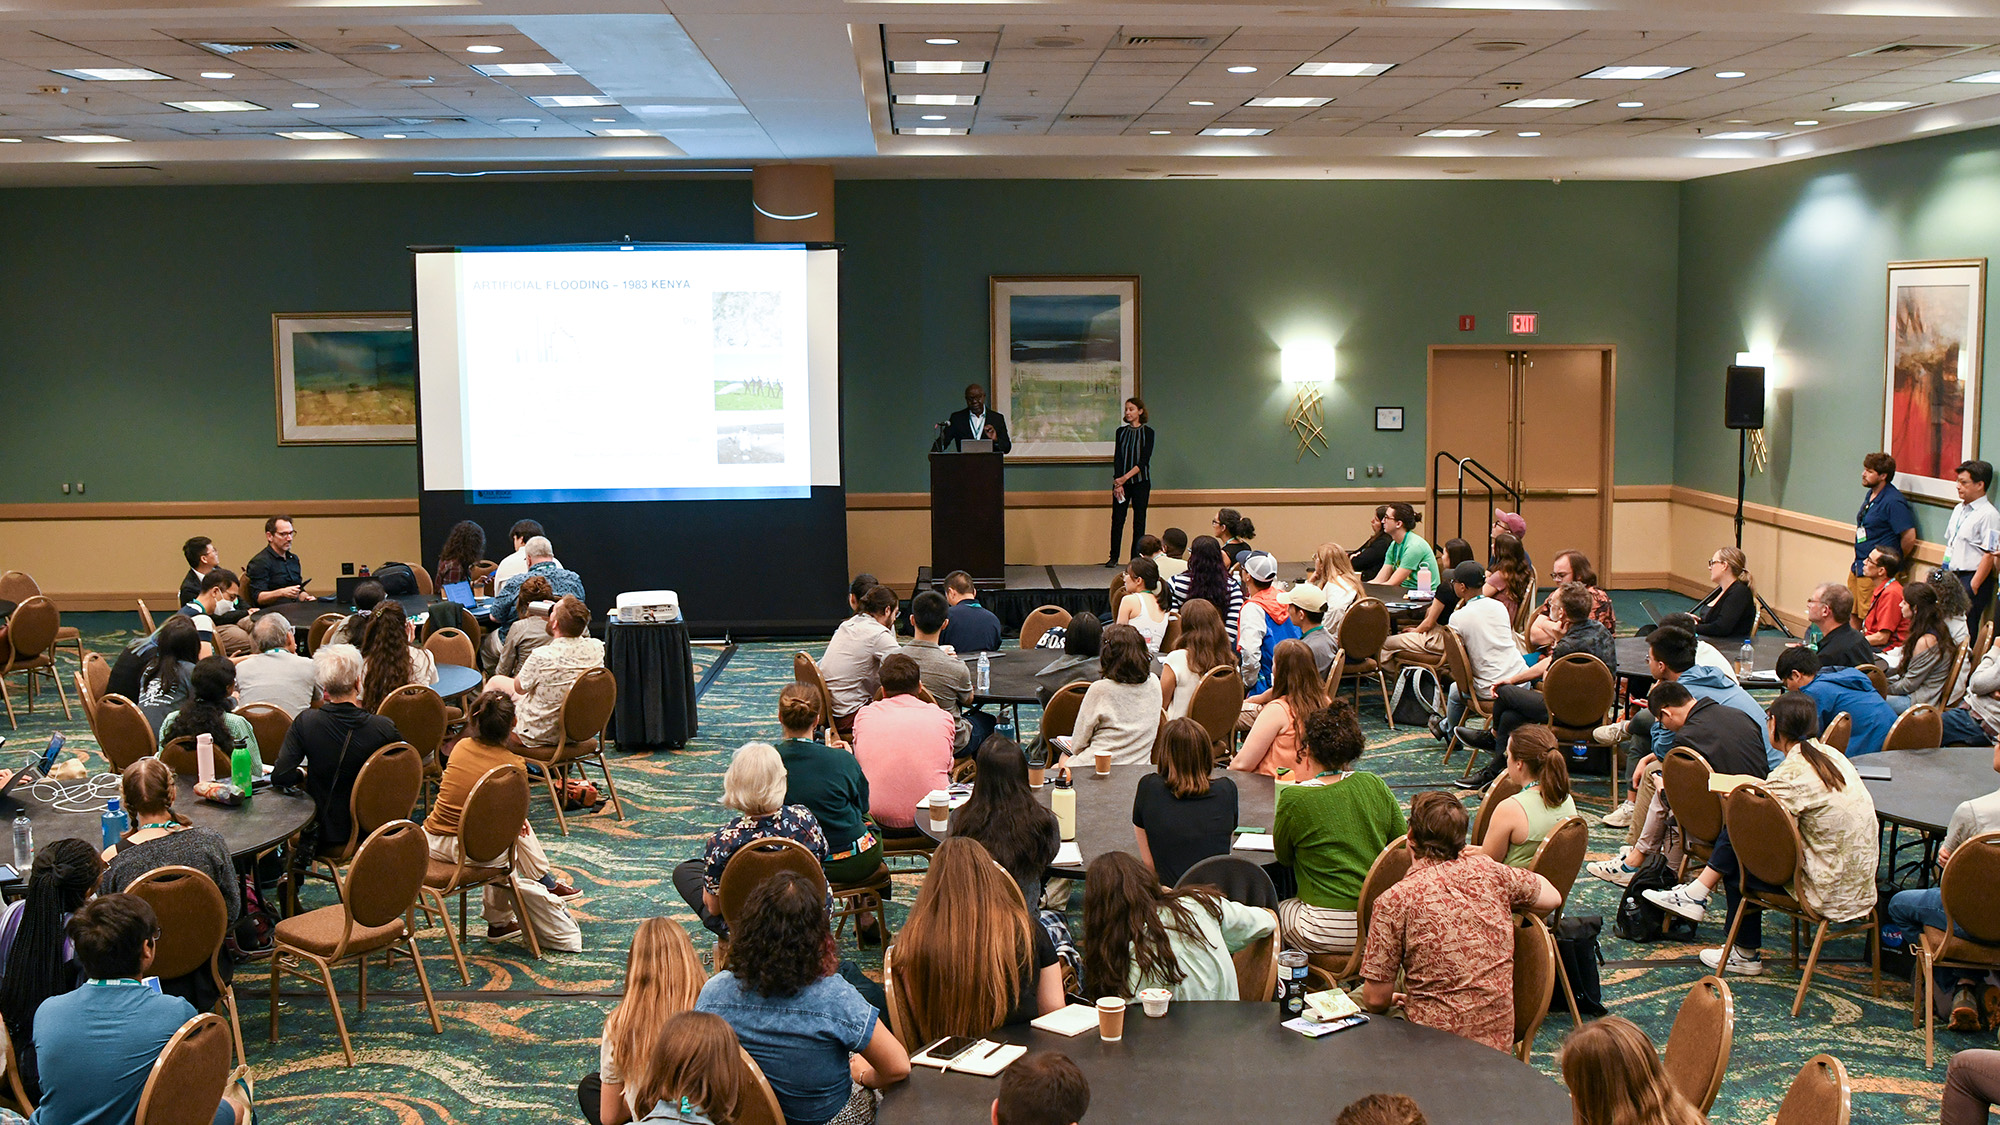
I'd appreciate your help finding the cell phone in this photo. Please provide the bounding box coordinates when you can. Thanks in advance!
[923,1036,981,1061]
[141,976,162,994]
[1235,826,1266,834]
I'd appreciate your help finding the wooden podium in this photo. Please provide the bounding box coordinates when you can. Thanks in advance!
[930,451,1005,588]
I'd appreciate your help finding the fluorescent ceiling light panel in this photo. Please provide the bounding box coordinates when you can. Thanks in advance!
[1517,130,1541,137]
[200,71,234,79]
[1794,119,1820,125]
[1291,62,1394,77]
[1617,101,1644,108]
[292,102,320,109]
[891,60,987,74]
[1227,66,1258,74]
[531,95,617,107]
[45,134,129,142]
[165,100,267,112]
[1502,97,1591,108]
[277,130,357,140]
[1834,100,1918,111]
[1706,130,1778,139]
[1245,96,1331,108]
[894,93,977,105]
[1715,71,1746,78]
[1954,71,2000,83]
[925,38,959,45]
[1421,128,1492,137]
[1580,65,1689,80]
[51,67,170,82]
[472,62,578,77]
[592,127,653,136]
[1200,127,1270,135]
[465,45,504,53]
[0,138,20,143]
[898,126,965,135]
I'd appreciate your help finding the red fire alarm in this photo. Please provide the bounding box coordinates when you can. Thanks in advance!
[1509,312,1539,335]
[1458,315,1475,332]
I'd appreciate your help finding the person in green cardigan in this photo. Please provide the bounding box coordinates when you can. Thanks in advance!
[1273,698,1407,954]
[772,683,888,944]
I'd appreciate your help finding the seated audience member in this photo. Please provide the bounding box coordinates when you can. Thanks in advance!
[1947,1051,2000,1125]
[116,615,200,731]
[1231,640,1328,779]
[494,575,556,678]
[1474,726,1578,869]
[1806,582,1875,668]
[853,654,955,838]
[325,579,386,648]
[179,535,220,607]
[593,1009,740,1125]
[233,612,317,715]
[1560,1017,1704,1125]
[1370,503,1441,591]
[1034,613,1102,705]
[1457,582,1615,788]
[843,574,879,615]
[1885,741,2000,1029]
[98,758,242,1004]
[160,655,259,757]
[1348,507,1394,581]
[942,570,1005,653]
[435,519,486,588]
[1279,582,1339,677]
[773,685,888,941]
[673,743,827,939]
[1067,624,1162,770]
[494,519,556,585]
[1167,538,1245,647]
[32,895,251,1125]
[577,918,706,1125]
[1378,538,1477,679]
[1236,554,1300,693]
[1931,563,1977,655]
[1215,508,1256,568]
[492,536,585,636]
[1082,851,1276,1002]
[1158,599,1232,720]
[950,737,1065,946]
[1273,701,1405,954]
[1133,534,1165,571]
[1439,563,1526,768]
[176,568,240,657]
[0,839,102,1102]
[244,514,307,607]
[1779,646,1897,758]
[1861,547,1909,650]
[1306,542,1367,634]
[992,1051,1090,1125]
[1525,550,1617,650]
[491,596,604,747]
[893,837,1062,1042]
[1643,693,1878,977]
[1652,611,1738,682]
[1114,557,1171,656]
[1885,581,1959,713]
[358,600,439,712]
[1484,532,1532,623]
[273,644,402,861]
[696,873,910,1125]
[1693,547,1758,639]
[1134,719,1239,886]
[1359,791,1559,1050]
[899,590,981,753]
[1156,528,1189,580]
[424,692,582,950]
[1335,1093,1428,1125]
[1950,637,2000,747]
[820,585,900,736]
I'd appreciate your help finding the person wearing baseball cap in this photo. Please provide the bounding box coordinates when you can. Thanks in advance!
[1490,509,1533,577]
[1236,552,1303,696]
[1276,582,1338,679]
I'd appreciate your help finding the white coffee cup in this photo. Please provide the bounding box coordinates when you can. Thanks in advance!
[1137,988,1171,1018]
[927,793,950,830]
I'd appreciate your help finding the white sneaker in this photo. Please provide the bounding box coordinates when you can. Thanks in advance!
[1592,722,1629,746]
[1699,946,1765,976]
[1587,856,1639,886]
[1601,800,1636,828]
[1643,882,1711,921]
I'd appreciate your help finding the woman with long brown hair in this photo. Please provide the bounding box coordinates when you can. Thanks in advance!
[1159,597,1234,720]
[583,918,709,1125]
[434,519,487,588]
[1560,1017,1704,1125]
[358,599,437,712]
[1230,639,1328,778]
[1167,538,1245,646]
[949,736,1060,925]
[1082,851,1275,1001]
[1115,556,1170,655]
[1133,718,1238,885]
[1886,580,1959,710]
[1484,532,1532,622]
[891,837,1061,1043]
[1475,725,1577,869]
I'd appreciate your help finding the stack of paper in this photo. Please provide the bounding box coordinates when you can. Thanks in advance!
[1029,1004,1101,1037]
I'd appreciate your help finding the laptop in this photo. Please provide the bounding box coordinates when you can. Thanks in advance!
[443,581,477,609]
[1641,599,1665,625]
[335,575,366,606]
[0,741,56,808]
[960,439,994,454]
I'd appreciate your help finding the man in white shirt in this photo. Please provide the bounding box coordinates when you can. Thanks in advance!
[1440,561,1525,751]
[820,584,902,736]
[492,518,562,585]
[232,613,318,715]
[179,569,248,657]
[1945,460,2000,630]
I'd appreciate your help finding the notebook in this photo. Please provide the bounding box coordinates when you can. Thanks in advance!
[1855,762,1892,781]
[1053,841,1083,867]
[1233,831,1277,852]
[911,1039,1026,1075]
[1029,1005,1101,1038]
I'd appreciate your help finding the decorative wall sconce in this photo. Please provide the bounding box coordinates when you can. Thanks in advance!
[1281,343,1333,461]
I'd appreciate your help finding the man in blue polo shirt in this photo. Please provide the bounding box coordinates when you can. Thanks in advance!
[940,570,1003,652]
[1851,452,1917,627]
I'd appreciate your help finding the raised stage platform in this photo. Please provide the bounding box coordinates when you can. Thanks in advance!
[911,559,1313,634]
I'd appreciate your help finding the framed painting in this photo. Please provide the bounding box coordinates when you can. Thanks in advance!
[1884,259,1985,502]
[990,276,1140,462]
[273,312,415,445]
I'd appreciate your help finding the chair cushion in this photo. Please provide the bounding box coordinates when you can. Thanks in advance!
[425,856,505,893]
[1923,926,2000,966]
[831,866,893,895]
[881,836,936,858]
[1343,658,1380,676]
[274,905,406,956]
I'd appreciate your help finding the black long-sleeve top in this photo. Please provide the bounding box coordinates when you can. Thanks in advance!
[1694,581,1757,640]
[1114,424,1155,485]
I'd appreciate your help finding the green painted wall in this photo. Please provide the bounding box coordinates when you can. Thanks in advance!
[0,176,1680,503]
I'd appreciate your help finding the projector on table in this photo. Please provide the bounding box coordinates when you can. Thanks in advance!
[616,590,681,624]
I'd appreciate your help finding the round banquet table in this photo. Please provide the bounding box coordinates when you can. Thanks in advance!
[917,765,1277,876]
[1363,582,1432,629]
[1863,746,1997,835]
[1612,634,1792,691]
[9,774,313,874]
[877,1001,1574,1125]
[269,592,433,628]
[432,663,482,698]
[963,649,1084,707]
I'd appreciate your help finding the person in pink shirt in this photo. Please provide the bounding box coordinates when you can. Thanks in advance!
[852,653,957,838]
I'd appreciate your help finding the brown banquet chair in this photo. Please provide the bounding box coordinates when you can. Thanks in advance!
[1914,831,2000,1065]
[514,667,621,834]
[1186,665,1245,762]
[0,597,70,728]
[415,764,541,982]
[95,694,158,772]
[234,702,294,768]
[1663,975,1735,1114]
[315,741,423,897]
[792,652,835,734]
[1018,605,1070,650]
[1660,747,1723,879]
[1527,816,1589,1025]
[1333,598,1394,726]
[160,736,232,778]
[132,1012,233,1125]
[1820,711,1852,752]
[1882,703,1944,753]
[1774,1054,1850,1125]
[1511,912,1557,1064]
[127,865,245,1069]
[1304,835,1410,991]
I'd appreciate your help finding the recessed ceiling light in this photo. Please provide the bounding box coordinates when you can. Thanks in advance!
[1227,66,1258,74]
[1618,101,1644,108]
[1291,62,1395,77]
[1421,128,1493,137]
[277,130,356,140]
[531,95,617,107]
[465,45,504,54]
[292,102,320,109]
[1580,65,1690,80]
[165,99,266,112]
[50,67,170,82]
[1200,127,1271,136]
[498,117,541,124]
[891,61,987,74]
[920,114,949,121]
[1245,96,1331,108]
[1150,129,1171,134]
[471,62,579,77]
[1794,119,1820,126]
[1715,70,1747,78]
[200,71,234,80]
[925,38,959,45]
[1954,70,2000,83]
[1706,130,1778,140]
[592,117,615,122]
[0,138,20,143]
[1517,130,1541,137]
[895,94,977,106]
[383,133,405,138]
[897,126,965,135]
[1834,100,1919,112]
[592,128,652,137]
[45,134,130,142]
[1502,97,1591,109]
[1188,100,1215,106]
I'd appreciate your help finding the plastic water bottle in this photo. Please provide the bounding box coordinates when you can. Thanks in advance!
[101,797,128,850]
[1804,624,1822,651]
[1737,640,1755,679]
[231,738,256,795]
[11,815,30,871]
[995,715,1016,745]
[1278,950,1310,1020]
[976,652,991,694]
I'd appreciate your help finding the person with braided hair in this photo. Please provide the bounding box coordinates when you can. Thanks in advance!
[99,757,242,1012]
[0,837,104,1102]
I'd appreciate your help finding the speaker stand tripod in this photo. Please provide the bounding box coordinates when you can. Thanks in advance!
[1732,428,1796,639]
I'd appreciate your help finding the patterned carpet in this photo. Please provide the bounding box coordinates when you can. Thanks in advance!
[0,598,1967,1124]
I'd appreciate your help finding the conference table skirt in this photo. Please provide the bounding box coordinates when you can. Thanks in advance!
[603,619,699,749]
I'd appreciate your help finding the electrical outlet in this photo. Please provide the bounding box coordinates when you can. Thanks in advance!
[75,482,84,494]
[1346,467,1356,481]
[60,483,69,494]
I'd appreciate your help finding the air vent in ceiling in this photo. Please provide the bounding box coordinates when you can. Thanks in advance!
[1851,42,1986,58]
[1030,36,1085,49]
[997,114,1039,122]
[1624,116,1687,123]
[1121,35,1214,48]
[1164,172,1217,177]
[1475,41,1526,52]
[191,39,309,56]
[1064,114,1130,120]
[394,117,468,125]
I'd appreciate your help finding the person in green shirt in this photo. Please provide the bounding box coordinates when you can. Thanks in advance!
[1474,725,1578,870]
[1273,698,1408,954]
[1369,502,1441,590]
[771,683,887,942]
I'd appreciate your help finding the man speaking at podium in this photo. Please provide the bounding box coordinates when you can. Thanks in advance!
[934,383,1013,454]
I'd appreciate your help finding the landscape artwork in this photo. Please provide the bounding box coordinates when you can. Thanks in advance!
[273,314,416,445]
[1883,260,1985,502]
[992,276,1140,461]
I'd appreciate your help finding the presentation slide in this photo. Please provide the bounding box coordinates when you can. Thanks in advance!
[416,244,841,503]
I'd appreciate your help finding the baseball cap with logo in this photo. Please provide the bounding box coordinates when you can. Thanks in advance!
[1241,553,1279,583]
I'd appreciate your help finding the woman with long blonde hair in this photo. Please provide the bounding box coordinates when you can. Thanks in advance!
[1160,598,1235,720]
[622,1011,743,1125]
[1560,1017,1704,1125]
[585,918,709,1125]
[1308,543,1366,631]
[1230,639,1329,777]
[891,837,1061,1043]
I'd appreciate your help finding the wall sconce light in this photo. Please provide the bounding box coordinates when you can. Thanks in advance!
[1281,343,1334,462]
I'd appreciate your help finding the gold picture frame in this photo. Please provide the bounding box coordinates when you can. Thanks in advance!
[989,275,1141,463]
[272,312,415,445]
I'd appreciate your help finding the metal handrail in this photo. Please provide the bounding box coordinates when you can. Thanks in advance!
[1430,450,1521,546]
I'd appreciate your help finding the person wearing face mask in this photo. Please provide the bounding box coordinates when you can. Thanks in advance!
[937,383,1013,454]
[178,568,254,658]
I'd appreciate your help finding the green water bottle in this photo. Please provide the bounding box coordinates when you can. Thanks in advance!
[231,738,256,795]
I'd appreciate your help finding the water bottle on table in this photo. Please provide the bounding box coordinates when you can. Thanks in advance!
[1737,640,1755,679]
[976,651,991,694]
[1277,950,1309,1021]
[231,738,257,795]
[101,797,128,851]
[11,815,30,870]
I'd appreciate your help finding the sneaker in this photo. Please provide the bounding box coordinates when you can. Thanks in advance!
[1601,800,1636,828]
[1453,725,1497,751]
[547,881,583,901]
[1587,857,1640,887]
[1592,722,1629,746]
[1643,882,1711,922]
[1453,765,1502,792]
[1953,985,1984,1032]
[1698,946,1765,976]
[487,919,523,941]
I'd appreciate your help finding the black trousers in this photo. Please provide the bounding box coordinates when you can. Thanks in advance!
[1486,683,1551,769]
[1111,481,1151,561]
[1707,827,1783,953]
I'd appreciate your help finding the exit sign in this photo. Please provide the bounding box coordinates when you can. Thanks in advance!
[1509,311,1539,335]
[1458,315,1475,331]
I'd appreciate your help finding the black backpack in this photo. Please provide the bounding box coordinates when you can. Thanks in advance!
[1613,852,1701,943]
[375,562,418,596]
[1552,914,1608,1015]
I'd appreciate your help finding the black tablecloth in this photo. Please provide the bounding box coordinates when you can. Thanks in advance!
[604,619,699,749]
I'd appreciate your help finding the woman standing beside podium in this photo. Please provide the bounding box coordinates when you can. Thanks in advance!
[1108,397,1156,567]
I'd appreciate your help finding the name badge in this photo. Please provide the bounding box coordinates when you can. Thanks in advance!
[1856,524,1867,543]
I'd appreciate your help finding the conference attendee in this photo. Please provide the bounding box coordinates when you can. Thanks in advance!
[1336,1093,1430,1125]
[578,918,706,1125]
[1359,791,1560,1050]
[178,568,240,655]
[0,838,102,1103]
[1944,1051,2000,1125]
[30,895,251,1125]
[494,518,560,585]
[1953,639,2000,747]
[1806,582,1875,668]
[951,736,1063,928]
[939,382,1012,454]
[324,579,386,648]
[1272,701,1406,954]
[1525,549,1617,649]
[1378,538,1477,678]
[892,837,1062,1041]
[1779,646,1897,758]
[1081,851,1276,1001]
[1066,624,1161,770]
[1484,532,1532,622]
[773,684,887,903]
[1166,538,1245,646]
[1932,564,1977,657]
[1885,741,2000,1029]
[1115,557,1171,656]
[1439,562,1525,771]
[1133,718,1238,886]
[992,1051,1090,1125]
[1107,397,1154,566]
[178,535,220,607]
[423,691,582,949]
[1214,508,1256,568]
[1231,639,1327,778]
[494,575,557,679]
[358,599,439,712]
[899,590,981,753]
[672,742,828,939]
[1474,726,1578,869]
[1158,597,1233,715]
[1559,1017,1705,1125]
[1948,459,2000,630]
[160,655,259,758]
[1861,547,1910,650]
[1693,547,1758,639]
[243,515,308,606]
[1457,582,1615,788]
[492,596,605,747]
[695,873,910,1125]
[852,654,955,838]
[1034,612,1102,705]
[434,519,487,588]
[1156,527,1189,580]
[1369,502,1440,591]
[126,614,200,731]
[1642,693,1877,977]
[1849,453,1919,618]
[1305,543,1366,633]
[492,536,585,635]
[1278,582,1338,677]
[942,571,1004,653]
[233,612,317,716]
[1490,510,1531,570]
[1236,553,1300,694]
[98,758,242,1005]
[1885,581,1959,712]
[272,643,402,862]
[1349,506,1394,581]
[847,573,879,615]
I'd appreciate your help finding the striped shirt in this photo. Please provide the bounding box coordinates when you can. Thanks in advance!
[1168,572,1246,646]
[1114,424,1154,484]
